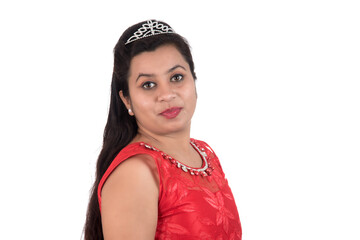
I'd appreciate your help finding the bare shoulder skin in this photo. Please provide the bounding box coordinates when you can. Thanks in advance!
[101,154,159,240]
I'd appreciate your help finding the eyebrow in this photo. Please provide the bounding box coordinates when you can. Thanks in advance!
[167,64,186,74]
[136,64,186,82]
[136,73,155,82]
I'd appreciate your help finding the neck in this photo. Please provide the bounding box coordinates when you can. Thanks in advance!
[132,128,193,155]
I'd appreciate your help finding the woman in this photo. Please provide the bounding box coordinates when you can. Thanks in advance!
[84,19,242,240]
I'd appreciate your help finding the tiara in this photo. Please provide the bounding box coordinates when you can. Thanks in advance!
[125,20,175,45]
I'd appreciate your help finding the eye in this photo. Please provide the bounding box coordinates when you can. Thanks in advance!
[142,81,156,89]
[170,74,183,82]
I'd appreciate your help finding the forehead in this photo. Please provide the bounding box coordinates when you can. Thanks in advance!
[129,45,188,76]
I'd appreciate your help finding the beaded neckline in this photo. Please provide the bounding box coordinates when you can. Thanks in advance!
[139,141,214,177]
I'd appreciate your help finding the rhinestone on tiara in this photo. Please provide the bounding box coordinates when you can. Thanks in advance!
[125,20,175,45]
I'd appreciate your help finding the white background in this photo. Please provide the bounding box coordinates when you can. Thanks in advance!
[0,0,359,239]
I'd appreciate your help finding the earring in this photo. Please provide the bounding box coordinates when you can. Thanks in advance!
[128,109,133,115]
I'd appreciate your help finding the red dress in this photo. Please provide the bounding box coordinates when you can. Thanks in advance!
[98,139,242,240]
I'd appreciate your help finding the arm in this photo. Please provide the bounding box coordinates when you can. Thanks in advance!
[100,154,159,240]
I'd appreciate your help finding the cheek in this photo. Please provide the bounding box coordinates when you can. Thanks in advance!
[183,83,197,107]
[186,82,197,98]
[130,91,155,114]
[133,96,152,110]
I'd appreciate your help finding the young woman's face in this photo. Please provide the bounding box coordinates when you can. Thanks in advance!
[121,44,197,136]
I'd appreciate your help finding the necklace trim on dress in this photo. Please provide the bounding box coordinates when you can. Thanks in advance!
[139,141,214,177]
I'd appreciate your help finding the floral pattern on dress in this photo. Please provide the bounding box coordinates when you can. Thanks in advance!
[156,218,190,239]
[98,139,242,240]
[202,187,236,234]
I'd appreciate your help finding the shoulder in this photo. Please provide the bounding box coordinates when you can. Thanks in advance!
[101,154,159,239]
[98,145,160,209]
[98,142,163,197]
[101,154,159,198]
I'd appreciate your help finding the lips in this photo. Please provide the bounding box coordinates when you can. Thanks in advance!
[160,107,182,119]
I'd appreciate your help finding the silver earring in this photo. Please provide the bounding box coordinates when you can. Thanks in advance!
[128,109,133,115]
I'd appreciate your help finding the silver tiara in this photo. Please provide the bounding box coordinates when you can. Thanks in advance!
[125,20,175,45]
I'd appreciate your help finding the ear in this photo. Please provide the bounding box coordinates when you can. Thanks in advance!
[119,90,131,110]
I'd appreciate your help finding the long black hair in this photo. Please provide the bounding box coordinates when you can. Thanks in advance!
[83,20,196,240]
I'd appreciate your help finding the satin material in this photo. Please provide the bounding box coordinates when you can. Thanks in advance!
[98,139,242,239]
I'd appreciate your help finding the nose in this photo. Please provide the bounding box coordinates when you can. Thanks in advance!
[157,82,176,102]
